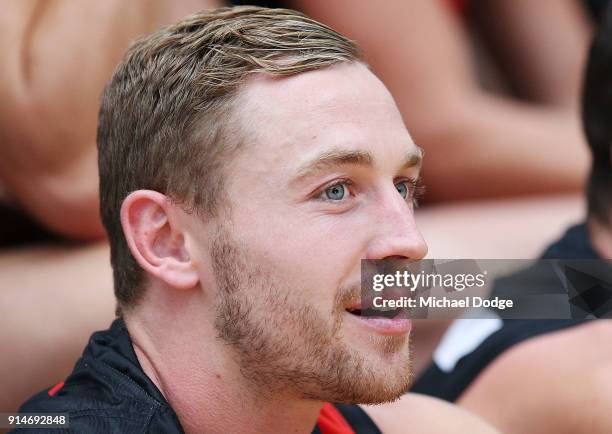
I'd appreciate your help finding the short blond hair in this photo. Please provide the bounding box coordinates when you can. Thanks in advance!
[97,6,362,310]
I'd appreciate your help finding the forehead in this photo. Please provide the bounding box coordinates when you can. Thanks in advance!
[230,62,417,172]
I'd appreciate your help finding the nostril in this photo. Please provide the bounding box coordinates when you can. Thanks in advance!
[365,232,427,260]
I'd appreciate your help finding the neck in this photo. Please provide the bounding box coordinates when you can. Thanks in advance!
[124,291,322,434]
[588,217,612,259]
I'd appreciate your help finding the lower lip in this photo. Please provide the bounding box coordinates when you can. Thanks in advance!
[345,312,412,335]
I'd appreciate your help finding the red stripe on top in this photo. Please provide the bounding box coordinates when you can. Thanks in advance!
[317,403,355,434]
[48,381,65,397]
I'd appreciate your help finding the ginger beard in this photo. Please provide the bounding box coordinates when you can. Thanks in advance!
[210,223,413,404]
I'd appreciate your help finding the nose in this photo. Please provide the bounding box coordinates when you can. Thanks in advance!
[364,188,428,260]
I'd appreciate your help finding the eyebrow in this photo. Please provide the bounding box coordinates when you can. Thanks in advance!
[291,146,423,185]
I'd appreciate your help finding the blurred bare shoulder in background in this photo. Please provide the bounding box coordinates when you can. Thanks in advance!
[0,0,218,240]
[0,0,221,413]
[292,0,592,201]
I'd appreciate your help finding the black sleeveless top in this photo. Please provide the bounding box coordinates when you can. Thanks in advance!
[412,223,598,401]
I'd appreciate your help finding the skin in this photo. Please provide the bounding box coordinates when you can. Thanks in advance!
[0,242,114,413]
[459,321,612,434]
[291,0,591,202]
[0,0,220,240]
[0,3,596,432]
[120,62,497,433]
[364,393,499,434]
[454,215,612,434]
[0,3,585,416]
[0,0,591,240]
[0,194,584,414]
[418,193,585,259]
[471,0,592,107]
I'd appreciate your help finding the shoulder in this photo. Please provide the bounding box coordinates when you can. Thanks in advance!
[361,393,499,434]
[18,320,183,433]
[459,320,612,433]
[460,320,612,395]
[19,376,181,434]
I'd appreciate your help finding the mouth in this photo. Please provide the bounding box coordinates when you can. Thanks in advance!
[345,306,405,320]
[344,303,411,335]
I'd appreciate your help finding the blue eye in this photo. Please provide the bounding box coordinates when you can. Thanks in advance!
[396,181,409,198]
[325,183,347,200]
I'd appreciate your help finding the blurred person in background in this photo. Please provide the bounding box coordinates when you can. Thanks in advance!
[0,0,221,413]
[412,10,612,433]
[270,0,593,201]
[0,0,219,241]
[0,0,594,242]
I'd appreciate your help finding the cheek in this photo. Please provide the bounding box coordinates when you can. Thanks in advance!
[239,217,363,306]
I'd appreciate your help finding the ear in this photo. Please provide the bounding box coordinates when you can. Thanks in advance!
[120,190,199,290]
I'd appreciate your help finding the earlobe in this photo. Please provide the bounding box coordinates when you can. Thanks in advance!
[120,190,199,290]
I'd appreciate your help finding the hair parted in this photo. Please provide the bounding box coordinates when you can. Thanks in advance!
[97,6,362,312]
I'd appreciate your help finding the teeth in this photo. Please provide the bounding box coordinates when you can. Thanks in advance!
[376,306,398,312]
[347,306,399,312]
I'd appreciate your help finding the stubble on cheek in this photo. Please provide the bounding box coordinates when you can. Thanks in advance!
[209,226,412,404]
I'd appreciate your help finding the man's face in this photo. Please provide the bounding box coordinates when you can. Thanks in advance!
[191,62,427,403]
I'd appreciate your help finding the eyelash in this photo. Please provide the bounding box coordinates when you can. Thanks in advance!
[316,178,353,202]
[316,177,425,207]
[407,177,426,208]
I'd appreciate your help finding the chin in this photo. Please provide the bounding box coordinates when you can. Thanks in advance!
[327,335,412,404]
[342,315,412,359]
